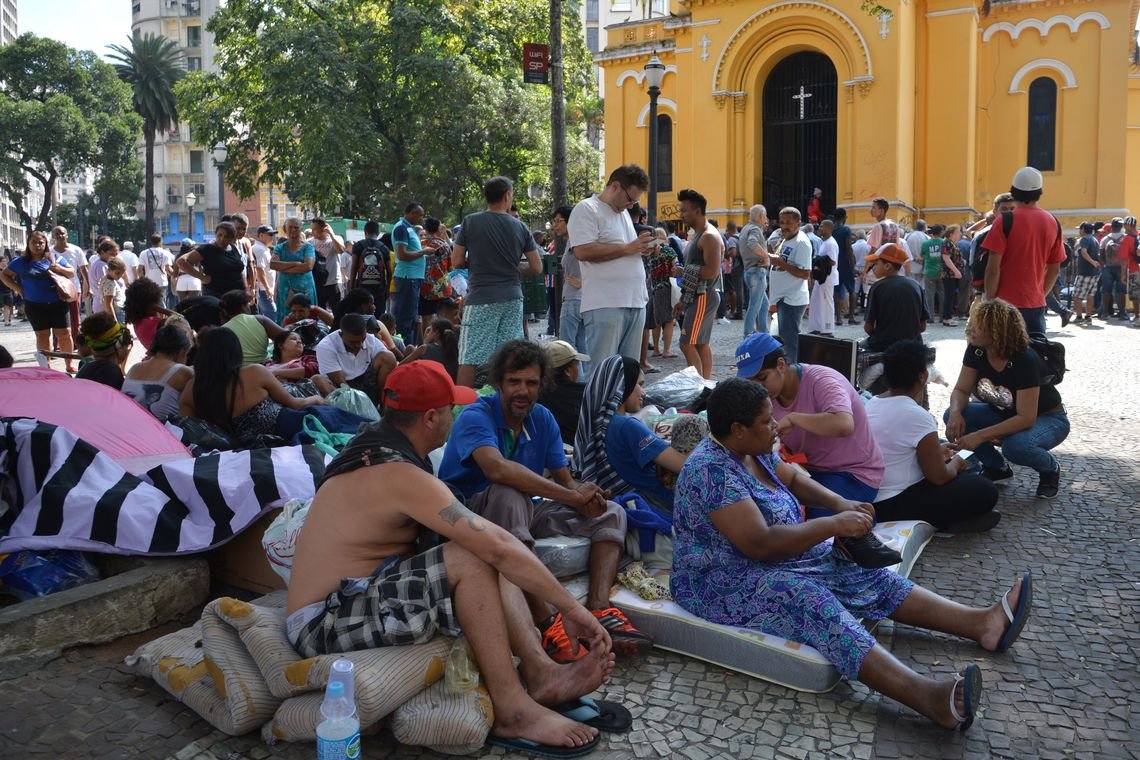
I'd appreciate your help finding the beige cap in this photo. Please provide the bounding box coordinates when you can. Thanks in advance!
[543,339,590,368]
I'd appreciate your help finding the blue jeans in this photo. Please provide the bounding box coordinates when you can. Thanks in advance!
[559,298,586,354]
[775,300,807,363]
[1018,306,1046,335]
[393,277,423,345]
[257,289,278,322]
[944,403,1068,474]
[582,306,646,379]
[743,267,770,335]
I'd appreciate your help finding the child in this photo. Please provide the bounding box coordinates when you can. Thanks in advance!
[421,317,459,380]
[377,312,407,359]
[124,277,176,351]
[101,257,129,323]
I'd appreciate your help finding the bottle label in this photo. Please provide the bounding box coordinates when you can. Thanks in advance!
[317,731,360,760]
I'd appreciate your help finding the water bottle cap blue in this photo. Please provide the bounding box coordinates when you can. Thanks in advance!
[325,680,344,699]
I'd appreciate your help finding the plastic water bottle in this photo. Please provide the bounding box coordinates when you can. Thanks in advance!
[316,664,360,760]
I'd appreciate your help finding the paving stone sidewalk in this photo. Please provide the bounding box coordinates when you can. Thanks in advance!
[0,309,1137,759]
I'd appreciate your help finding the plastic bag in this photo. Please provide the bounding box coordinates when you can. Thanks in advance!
[261,498,313,583]
[326,384,380,421]
[448,270,469,298]
[444,635,481,693]
[0,550,100,600]
[644,366,716,410]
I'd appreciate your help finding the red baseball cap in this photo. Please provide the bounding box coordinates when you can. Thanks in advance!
[383,360,478,411]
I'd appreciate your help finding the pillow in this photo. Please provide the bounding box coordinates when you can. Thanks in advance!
[390,681,493,756]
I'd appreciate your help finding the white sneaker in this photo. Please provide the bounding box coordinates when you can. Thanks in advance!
[717,317,731,325]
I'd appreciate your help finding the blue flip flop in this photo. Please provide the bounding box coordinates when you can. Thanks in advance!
[488,732,600,758]
[552,696,633,733]
[949,663,984,732]
[996,571,1033,653]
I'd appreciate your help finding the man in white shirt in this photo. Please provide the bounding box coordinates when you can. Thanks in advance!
[252,225,278,321]
[310,218,344,311]
[119,241,139,285]
[137,233,175,305]
[852,231,872,310]
[904,220,929,280]
[314,313,396,404]
[566,164,653,376]
[768,207,813,363]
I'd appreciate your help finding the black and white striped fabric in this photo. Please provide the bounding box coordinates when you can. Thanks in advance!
[0,417,329,556]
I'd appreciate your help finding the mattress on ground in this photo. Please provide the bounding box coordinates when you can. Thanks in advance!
[607,520,936,693]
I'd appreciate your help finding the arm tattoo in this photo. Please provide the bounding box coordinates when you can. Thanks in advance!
[438,499,486,532]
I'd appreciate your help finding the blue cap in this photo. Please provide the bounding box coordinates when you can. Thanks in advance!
[735,333,783,378]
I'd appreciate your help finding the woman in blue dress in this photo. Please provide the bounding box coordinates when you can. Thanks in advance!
[270,216,318,323]
[672,378,1034,731]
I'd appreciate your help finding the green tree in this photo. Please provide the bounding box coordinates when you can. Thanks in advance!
[107,33,186,236]
[177,0,598,219]
[0,34,142,231]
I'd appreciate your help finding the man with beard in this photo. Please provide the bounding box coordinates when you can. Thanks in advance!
[439,339,653,661]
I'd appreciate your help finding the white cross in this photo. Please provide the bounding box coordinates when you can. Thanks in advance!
[879,12,893,40]
[792,86,812,119]
[699,35,711,62]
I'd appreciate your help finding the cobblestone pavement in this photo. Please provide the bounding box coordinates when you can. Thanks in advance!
[1,304,1138,759]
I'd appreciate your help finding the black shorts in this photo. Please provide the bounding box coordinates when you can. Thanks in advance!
[24,300,69,331]
[0,292,13,308]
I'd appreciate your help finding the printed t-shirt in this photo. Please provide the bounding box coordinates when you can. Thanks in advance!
[921,238,945,278]
[392,217,425,279]
[605,414,673,508]
[566,194,646,312]
[455,210,536,306]
[772,363,884,488]
[438,394,568,497]
[980,206,1066,308]
[865,395,936,501]
[768,232,812,306]
[140,247,174,287]
[962,344,1062,418]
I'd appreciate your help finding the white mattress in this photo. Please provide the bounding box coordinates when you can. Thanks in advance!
[559,520,936,693]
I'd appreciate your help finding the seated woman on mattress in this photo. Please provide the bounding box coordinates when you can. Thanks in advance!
[671,377,1034,731]
[179,327,371,445]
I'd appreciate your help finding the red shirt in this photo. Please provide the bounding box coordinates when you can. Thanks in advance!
[1123,234,1138,274]
[982,206,1066,308]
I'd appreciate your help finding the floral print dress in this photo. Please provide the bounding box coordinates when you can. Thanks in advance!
[671,437,914,680]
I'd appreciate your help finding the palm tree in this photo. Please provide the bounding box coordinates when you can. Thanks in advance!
[107,33,185,236]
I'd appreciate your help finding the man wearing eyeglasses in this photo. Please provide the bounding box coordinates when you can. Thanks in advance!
[566,165,654,378]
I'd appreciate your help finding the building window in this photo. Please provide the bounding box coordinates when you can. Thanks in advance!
[1027,76,1057,172]
[132,3,141,13]
[189,150,204,174]
[187,56,201,71]
[656,115,672,192]
[611,0,631,10]
[586,0,598,21]
[187,25,201,48]
[586,28,599,53]
[652,0,666,15]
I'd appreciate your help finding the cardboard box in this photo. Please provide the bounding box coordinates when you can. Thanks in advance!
[207,510,286,594]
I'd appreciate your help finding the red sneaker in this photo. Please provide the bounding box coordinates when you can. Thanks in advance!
[541,613,590,664]
[591,607,653,658]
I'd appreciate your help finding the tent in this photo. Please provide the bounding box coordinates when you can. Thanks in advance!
[0,368,191,473]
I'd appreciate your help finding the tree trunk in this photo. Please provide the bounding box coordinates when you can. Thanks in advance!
[550,0,567,210]
[144,123,156,236]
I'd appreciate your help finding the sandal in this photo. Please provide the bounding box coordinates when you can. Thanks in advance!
[949,663,983,731]
[995,571,1033,653]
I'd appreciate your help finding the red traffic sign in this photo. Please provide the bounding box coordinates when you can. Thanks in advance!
[523,43,549,84]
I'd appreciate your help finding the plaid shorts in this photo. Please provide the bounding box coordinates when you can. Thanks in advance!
[1130,272,1140,301]
[291,544,461,658]
[1072,274,1099,300]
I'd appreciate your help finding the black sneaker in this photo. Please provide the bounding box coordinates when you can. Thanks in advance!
[1036,468,1060,499]
[982,465,1014,482]
[832,533,903,569]
[1060,310,1072,327]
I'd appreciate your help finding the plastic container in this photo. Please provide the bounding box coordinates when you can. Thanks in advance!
[316,661,360,760]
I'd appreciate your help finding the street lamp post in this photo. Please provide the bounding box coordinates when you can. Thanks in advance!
[212,143,229,221]
[185,191,197,241]
[643,53,666,225]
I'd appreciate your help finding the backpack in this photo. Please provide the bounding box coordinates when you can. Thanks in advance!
[356,238,390,289]
[811,254,834,285]
[1100,234,1122,267]
[311,247,329,286]
[1028,332,1066,385]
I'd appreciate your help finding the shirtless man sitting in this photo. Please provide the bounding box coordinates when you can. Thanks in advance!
[286,360,615,752]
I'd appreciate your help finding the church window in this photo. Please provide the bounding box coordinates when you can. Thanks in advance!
[586,0,598,22]
[656,115,673,192]
[586,28,599,53]
[1027,77,1057,172]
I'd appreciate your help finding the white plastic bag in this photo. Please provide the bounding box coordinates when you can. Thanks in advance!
[261,498,313,583]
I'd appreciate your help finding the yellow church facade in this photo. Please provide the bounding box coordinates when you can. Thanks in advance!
[596,0,1140,231]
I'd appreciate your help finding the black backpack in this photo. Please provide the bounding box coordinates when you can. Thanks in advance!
[973,210,1063,287]
[1028,332,1066,385]
[811,254,834,285]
